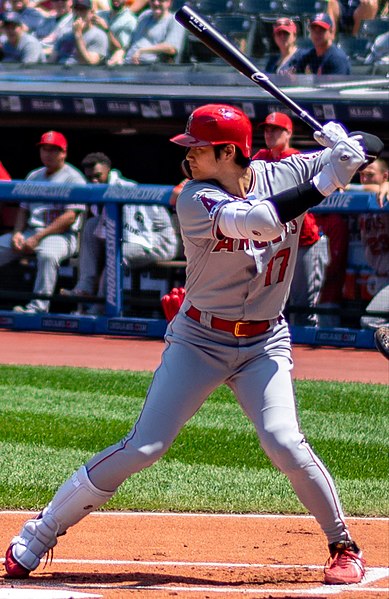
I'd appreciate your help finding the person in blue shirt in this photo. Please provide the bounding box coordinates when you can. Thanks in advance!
[265,17,306,75]
[1,12,45,63]
[295,13,351,75]
[9,0,46,34]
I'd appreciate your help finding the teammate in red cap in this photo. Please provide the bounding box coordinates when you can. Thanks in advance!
[253,112,329,326]
[4,104,379,586]
[0,130,86,313]
[37,131,68,151]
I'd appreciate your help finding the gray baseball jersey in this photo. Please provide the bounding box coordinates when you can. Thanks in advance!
[177,150,328,320]
[21,163,86,232]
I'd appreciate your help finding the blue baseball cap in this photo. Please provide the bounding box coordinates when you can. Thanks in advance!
[310,13,334,29]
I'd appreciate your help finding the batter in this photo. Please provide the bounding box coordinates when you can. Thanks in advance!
[4,104,381,585]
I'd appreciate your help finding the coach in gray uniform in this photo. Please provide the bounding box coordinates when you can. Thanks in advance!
[4,106,381,586]
[0,131,86,313]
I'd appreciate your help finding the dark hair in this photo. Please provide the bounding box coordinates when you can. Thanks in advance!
[81,152,112,170]
[213,144,251,168]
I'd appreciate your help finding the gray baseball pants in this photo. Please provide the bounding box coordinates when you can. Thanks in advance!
[0,229,77,312]
[86,313,350,545]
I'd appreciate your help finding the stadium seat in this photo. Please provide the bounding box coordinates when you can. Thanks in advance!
[236,0,281,16]
[336,35,371,61]
[279,0,327,17]
[358,18,389,39]
[192,0,236,15]
[211,14,258,55]
[277,0,327,34]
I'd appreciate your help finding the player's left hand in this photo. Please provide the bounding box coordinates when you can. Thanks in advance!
[313,122,348,149]
[313,137,366,196]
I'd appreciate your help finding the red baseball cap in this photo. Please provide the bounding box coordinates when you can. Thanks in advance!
[170,104,252,158]
[310,13,334,30]
[37,131,67,151]
[259,112,293,133]
[273,17,297,35]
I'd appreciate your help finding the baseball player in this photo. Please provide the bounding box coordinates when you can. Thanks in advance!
[4,105,382,585]
[253,111,329,326]
[0,131,86,313]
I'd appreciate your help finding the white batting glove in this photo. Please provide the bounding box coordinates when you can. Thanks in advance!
[313,121,349,149]
[313,137,366,196]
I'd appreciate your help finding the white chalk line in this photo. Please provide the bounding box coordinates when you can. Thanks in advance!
[2,561,387,597]
[1,512,387,596]
[2,510,389,521]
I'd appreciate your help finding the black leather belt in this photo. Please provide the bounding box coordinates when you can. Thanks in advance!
[186,305,273,337]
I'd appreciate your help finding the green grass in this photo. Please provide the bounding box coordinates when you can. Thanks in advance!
[0,365,387,516]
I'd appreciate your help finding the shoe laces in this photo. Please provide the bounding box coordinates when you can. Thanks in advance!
[326,542,364,572]
[43,547,54,570]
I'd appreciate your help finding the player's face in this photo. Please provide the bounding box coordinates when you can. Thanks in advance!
[264,125,290,151]
[185,146,221,180]
[84,163,110,183]
[40,144,66,174]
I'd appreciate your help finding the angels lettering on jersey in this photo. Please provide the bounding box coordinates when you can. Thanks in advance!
[195,188,298,274]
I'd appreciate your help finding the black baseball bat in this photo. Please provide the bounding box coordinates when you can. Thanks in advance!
[175,5,323,132]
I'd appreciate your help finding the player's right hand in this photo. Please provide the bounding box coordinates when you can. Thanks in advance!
[313,121,349,149]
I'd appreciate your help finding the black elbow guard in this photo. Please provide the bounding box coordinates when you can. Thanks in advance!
[271,181,324,223]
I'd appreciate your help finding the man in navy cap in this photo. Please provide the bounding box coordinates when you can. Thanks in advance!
[1,12,45,63]
[295,13,351,75]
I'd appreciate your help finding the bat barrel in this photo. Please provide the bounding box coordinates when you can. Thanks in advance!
[175,5,323,132]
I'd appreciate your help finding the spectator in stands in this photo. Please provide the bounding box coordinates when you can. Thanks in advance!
[0,131,86,314]
[1,11,46,62]
[265,17,305,75]
[327,0,378,36]
[92,0,137,62]
[49,0,109,64]
[107,0,184,65]
[9,0,46,34]
[34,0,73,57]
[127,0,149,14]
[60,152,178,314]
[253,112,329,326]
[348,158,389,328]
[295,13,351,74]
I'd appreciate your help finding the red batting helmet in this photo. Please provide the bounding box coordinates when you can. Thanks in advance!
[170,104,252,158]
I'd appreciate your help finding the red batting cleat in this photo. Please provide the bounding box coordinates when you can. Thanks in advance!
[324,541,366,584]
[4,545,31,579]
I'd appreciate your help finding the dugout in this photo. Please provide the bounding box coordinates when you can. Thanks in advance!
[0,65,387,347]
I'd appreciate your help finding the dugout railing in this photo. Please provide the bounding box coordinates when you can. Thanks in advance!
[0,181,387,348]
